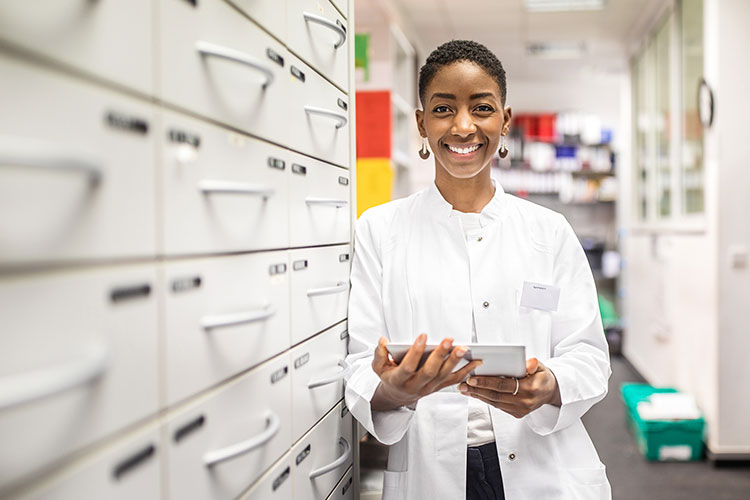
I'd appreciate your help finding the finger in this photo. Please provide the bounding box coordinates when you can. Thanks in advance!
[526,357,540,375]
[371,337,391,375]
[466,376,516,393]
[415,337,453,382]
[391,333,427,384]
[435,359,483,390]
[436,345,467,379]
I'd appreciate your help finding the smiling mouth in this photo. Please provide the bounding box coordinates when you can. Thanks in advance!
[445,144,482,155]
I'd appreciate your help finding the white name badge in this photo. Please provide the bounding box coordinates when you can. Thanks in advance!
[520,281,561,312]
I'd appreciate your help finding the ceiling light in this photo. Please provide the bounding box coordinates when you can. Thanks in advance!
[526,42,587,59]
[524,0,605,12]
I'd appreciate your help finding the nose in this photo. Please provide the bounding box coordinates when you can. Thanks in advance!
[451,107,477,137]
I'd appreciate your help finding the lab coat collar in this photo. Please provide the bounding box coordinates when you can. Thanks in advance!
[426,178,508,225]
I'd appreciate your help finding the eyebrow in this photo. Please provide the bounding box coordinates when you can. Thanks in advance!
[429,92,497,101]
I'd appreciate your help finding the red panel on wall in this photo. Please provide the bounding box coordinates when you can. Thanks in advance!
[356,90,391,158]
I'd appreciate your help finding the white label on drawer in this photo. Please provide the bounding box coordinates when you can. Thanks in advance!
[658,445,692,461]
[271,366,289,384]
[273,466,290,491]
[294,352,310,369]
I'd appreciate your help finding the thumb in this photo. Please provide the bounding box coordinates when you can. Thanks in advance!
[371,337,390,374]
[526,357,541,375]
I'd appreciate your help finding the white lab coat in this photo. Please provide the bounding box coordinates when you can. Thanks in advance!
[344,181,612,500]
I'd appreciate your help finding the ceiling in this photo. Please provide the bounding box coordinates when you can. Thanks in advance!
[355,0,668,80]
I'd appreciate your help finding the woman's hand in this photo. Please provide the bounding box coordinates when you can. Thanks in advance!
[370,334,482,411]
[457,358,562,418]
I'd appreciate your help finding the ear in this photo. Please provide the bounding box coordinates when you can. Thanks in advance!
[502,106,512,135]
[415,109,427,138]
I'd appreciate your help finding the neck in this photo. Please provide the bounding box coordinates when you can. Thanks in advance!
[434,169,495,213]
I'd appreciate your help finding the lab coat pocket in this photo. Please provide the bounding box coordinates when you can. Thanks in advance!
[563,464,611,500]
[382,470,408,500]
[516,289,553,360]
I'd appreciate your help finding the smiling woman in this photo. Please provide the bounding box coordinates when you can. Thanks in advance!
[344,40,612,500]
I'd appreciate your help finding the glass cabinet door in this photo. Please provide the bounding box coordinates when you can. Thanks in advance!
[681,0,704,215]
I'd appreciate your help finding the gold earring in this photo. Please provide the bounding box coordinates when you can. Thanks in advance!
[419,137,431,160]
[498,136,509,159]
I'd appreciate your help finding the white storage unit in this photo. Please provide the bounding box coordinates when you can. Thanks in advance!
[0,0,357,498]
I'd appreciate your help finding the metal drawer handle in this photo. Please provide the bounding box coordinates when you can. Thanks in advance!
[198,180,275,199]
[302,12,346,49]
[195,40,274,89]
[0,135,102,186]
[304,106,348,129]
[305,197,348,207]
[0,341,109,410]
[203,410,280,467]
[309,437,352,479]
[307,359,350,389]
[201,305,276,331]
[306,282,348,297]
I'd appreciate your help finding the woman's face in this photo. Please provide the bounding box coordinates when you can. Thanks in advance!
[416,61,511,180]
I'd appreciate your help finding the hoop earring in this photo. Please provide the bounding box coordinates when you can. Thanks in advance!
[419,137,431,160]
[498,136,509,159]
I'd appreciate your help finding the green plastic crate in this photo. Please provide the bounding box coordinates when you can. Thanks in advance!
[620,383,705,461]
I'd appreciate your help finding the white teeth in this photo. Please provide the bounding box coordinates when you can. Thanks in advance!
[447,144,481,154]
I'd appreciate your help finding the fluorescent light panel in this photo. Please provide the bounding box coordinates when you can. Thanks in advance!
[524,0,605,12]
[526,42,587,59]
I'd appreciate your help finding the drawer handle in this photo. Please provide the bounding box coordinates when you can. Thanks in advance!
[302,12,346,49]
[307,359,350,389]
[0,341,108,410]
[198,180,275,199]
[0,135,102,186]
[304,106,348,129]
[306,282,348,297]
[309,436,352,479]
[201,305,276,331]
[203,410,280,467]
[195,40,274,89]
[305,197,348,207]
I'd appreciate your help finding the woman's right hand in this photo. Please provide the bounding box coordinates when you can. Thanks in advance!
[370,333,482,411]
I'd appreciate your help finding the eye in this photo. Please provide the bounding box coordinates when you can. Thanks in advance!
[432,105,451,114]
[475,104,495,113]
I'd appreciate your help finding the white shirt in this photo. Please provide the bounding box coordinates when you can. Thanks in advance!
[345,181,612,500]
[452,209,495,447]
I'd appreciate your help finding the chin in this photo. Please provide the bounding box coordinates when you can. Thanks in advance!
[437,159,491,180]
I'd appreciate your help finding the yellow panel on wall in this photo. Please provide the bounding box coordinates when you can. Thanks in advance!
[356,158,393,218]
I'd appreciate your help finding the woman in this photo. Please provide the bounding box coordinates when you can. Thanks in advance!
[345,40,611,500]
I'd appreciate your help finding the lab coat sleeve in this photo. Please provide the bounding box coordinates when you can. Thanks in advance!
[524,216,612,436]
[344,210,415,445]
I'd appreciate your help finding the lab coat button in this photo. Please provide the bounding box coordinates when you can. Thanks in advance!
[509,453,516,461]
[482,301,490,308]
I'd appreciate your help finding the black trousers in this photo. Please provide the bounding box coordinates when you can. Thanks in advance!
[466,442,506,500]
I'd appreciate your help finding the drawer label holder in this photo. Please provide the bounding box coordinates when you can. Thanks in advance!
[294,352,310,369]
[271,365,288,384]
[172,275,202,293]
[273,466,291,491]
[296,444,311,465]
[291,66,306,82]
[112,444,156,480]
[174,414,206,443]
[342,475,353,495]
[105,111,149,135]
[168,128,200,148]
[291,163,307,176]
[110,283,151,303]
[267,48,284,67]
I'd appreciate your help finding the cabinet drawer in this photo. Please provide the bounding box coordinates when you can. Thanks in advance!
[0,0,153,95]
[238,453,292,500]
[226,0,287,43]
[0,54,157,266]
[290,322,349,443]
[162,251,290,406]
[291,401,353,500]
[287,54,350,168]
[158,0,290,147]
[164,354,292,500]
[161,111,290,256]
[325,467,354,500]
[290,245,350,345]
[0,265,159,489]
[289,154,350,247]
[10,423,161,500]
[286,0,349,91]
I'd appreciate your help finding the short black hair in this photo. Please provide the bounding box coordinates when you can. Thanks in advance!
[418,40,507,107]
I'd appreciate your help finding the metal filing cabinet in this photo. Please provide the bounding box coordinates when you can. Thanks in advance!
[0,0,357,498]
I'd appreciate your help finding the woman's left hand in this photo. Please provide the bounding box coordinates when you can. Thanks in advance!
[458,358,562,418]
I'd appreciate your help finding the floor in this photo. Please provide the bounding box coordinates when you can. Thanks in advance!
[359,355,750,499]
